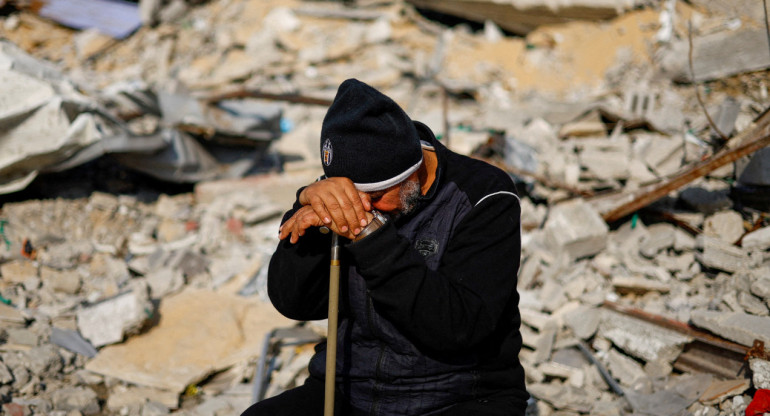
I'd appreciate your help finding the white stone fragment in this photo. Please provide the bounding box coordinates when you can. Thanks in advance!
[544,199,608,261]
[77,289,152,348]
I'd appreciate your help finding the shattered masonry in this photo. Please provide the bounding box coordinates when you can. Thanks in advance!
[0,0,769,415]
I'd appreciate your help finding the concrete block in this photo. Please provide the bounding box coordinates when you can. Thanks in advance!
[51,387,100,415]
[538,362,584,387]
[743,226,770,251]
[751,275,770,301]
[696,235,758,273]
[145,267,184,299]
[527,382,594,413]
[738,291,768,316]
[0,361,12,385]
[750,358,770,390]
[598,309,691,362]
[656,251,695,274]
[532,327,557,365]
[579,149,629,180]
[639,223,676,258]
[538,278,568,313]
[518,290,544,311]
[544,199,608,261]
[673,228,697,251]
[0,303,27,326]
[563,305,600,340]
[40,266,81,295]
[643,359,673,379]
[0,260,37,285]
[690,310,770,347]
[606,348,647,387]
[77,289,153,348]
[704,211,744,243]
[521,308,557,332]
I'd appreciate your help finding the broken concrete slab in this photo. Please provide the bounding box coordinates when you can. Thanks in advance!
[696,235,758,273]
[85,289,293,394]
[661,27,770,83]
[690,310,770,347]
[544,199,608,261]
[624,373,712,415]
[598,309,692,363]
[606,347,647,387]
[76,289,153,348]
[698,378,751,405]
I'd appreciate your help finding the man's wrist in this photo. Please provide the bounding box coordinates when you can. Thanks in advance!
[353,210,387,242]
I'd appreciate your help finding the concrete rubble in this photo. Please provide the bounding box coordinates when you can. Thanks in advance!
[0,0,768,415]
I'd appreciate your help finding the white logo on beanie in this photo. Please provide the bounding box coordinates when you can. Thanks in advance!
[322,139,333,166]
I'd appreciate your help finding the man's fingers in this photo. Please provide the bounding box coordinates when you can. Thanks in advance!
[299,177,370,236]
[280,206,324,243]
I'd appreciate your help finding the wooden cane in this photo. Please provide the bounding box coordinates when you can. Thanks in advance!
[324,233,341,416]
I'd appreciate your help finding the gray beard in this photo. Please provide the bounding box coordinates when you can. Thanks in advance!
[394,179,421,220]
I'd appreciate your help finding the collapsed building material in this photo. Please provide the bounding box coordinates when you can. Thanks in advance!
[406,0,641,35]
[544,199,608,261]
[0,41,284,194]
[85,289,292,394]
[661,27,770,83]
[598,308,692,363]
[76,289,153,348]
[690,310,770,347]
[590,107,770,222]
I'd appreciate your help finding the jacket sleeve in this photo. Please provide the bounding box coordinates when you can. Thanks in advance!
[346,193,521,353]
[266,195,334,321]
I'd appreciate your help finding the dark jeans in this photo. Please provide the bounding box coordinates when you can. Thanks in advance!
[240,376,527,416]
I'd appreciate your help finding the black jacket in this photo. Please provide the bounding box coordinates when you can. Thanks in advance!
[268,122,527,415]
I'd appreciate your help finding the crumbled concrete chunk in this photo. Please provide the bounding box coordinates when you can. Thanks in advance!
[76,289,152,348]
[544,199,608,261]
[750,358,770,390]
[690,310,770,347]
[51,387,100,415]
[598,309,691,362]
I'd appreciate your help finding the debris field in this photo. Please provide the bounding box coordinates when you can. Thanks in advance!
[0,0,769,415]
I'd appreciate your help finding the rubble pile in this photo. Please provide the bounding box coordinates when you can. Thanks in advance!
[0,0,769,415]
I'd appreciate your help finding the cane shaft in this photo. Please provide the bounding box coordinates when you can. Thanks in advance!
[324,234,340,416]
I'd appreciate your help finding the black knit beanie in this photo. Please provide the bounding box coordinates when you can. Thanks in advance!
[320,79,423,192]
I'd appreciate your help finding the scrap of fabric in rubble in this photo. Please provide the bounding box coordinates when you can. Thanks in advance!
[746,389,770,416]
